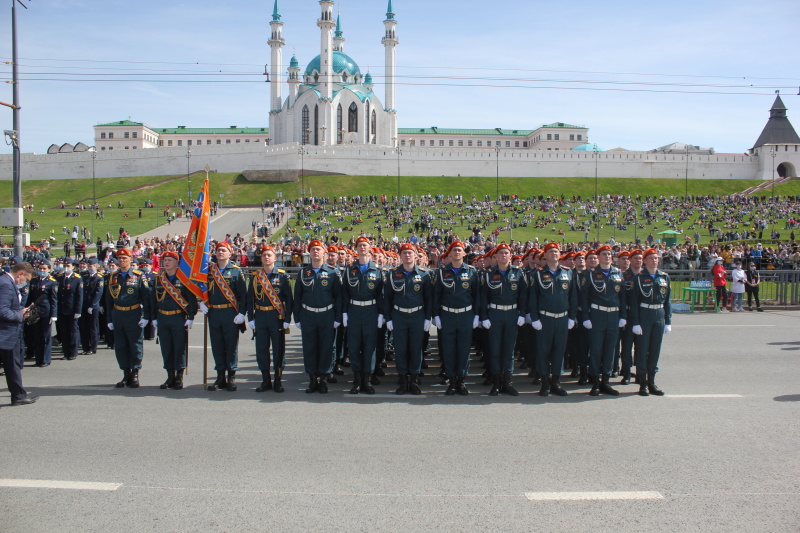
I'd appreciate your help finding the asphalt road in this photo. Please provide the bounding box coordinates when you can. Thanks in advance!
[1,310,798,532]
[134,206,290,242]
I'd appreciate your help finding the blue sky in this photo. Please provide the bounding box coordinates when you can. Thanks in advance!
[1,0,799,155]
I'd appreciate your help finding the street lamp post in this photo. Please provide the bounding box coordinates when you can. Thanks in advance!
[495,145,500,201]
[771,146,776,202]
[397,147,402,201]
[298,145,307,201]
[89,147,96,247]
[594,144,600,242]
[685,144,690,202]
[186,148,192,199]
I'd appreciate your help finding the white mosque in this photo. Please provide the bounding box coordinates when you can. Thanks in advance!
[267,0,398,147]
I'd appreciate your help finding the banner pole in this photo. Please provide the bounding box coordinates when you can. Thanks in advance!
[203,313,209,390]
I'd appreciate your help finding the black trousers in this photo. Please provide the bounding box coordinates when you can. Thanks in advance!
[1,339,28,402]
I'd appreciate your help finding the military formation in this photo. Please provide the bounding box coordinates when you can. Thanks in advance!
[15,238,671,398]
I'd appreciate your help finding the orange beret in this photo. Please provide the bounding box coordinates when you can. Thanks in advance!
[543,242,560,253]
[116,248,132,257]
[630,249,643,257]
[494,243,511,253]
[445,240,465,256]
[356,236,370,245]
[260,246,275,253]
[215,242,232,251]
[617,250,630,259]
[585,249,598,257]
[596,244,613,253]
[399,243,416,252]
[573,251,586,258]
[307,240,325,252]
[643,248,659,259]
[161,251,179,261]
[371,247,383,255]
[512,254,523,261]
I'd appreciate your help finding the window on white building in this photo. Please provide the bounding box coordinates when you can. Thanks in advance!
[401,140,406,146]
[505,141,510,147]
[554,134,560,140]
[515,141,519,147]
[569,134,575,141]
[177,140,182,147]
[236,139,241,143]
[458,140,463,146]
[168,140,173,146]
[577,134,582,141]
[188,140,192,146]
[124,132,130,139]
[101,147,106,151]
[132,132,138,139]
[217,139,221,144]
[468,140,473,146]
[477,140,482,147]
[547,134,552,140]
[496,141,501,147]
[100,132,106,139]
[439,140,444,146]
[226,139,231,144]
[108,132,114,139]
[207,140,211,145]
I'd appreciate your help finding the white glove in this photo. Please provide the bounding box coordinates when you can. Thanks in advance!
[87,308,93,315]
[516,316,525,327]
[663,324,672,334]
[481,319,491,329]
[152,319,158,328]
[185,320,193,329]
[74,313,81,319]
[531,319,543,331]
[423,319,431,332]
[342,313,348,328]
[377,314,385,328]
[472,315,479,329]
[386,320,394,332]
[432,316,441,329]
[568,319,575,330]
[51,317,57,324]
[618,318,627,328]
[248,320,256,330]
[582,320,592,330]
[632,325,643,335]
[525,313,532,324]
[233,313,246,325]
[198,301,209,315]
[107,323,114,331]
[296,322,301,330]
[138,318,148,328]
[334,321,341,329]
[283,322,290,330]
[98,307,104,314]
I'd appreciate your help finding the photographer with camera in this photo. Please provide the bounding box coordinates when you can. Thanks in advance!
[1,262,39,406]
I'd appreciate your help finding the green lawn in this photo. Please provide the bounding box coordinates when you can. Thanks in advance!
[1,173,795,248]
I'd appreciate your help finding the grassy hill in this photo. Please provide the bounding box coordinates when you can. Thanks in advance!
[1,173,798,248]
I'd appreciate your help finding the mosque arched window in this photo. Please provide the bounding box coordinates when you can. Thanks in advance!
[301,105,310,145]
[371,110,377,142]
[365,100,371,136]
[337,104,343,144]
[348,102,358,133]
[314,105,319,145]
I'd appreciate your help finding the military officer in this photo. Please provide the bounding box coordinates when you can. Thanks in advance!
[384,243,432,395]
[479,243,527,396]
[630,248,671,396]
[27,259,58,367]
[620,249,643,384]
[149,251,197,390]
[79,258,104,355]
[580,244,627,396]
[342,237,384,394]
[199,242,248,392]
[528,242,578,397]
[433,240,479,396]
[372,246,390,382]
[293,240,343,394]
[568,250,591,384]
[57,259,83,360]
[139,259,157,341]
[330,246,347,378]
[106,248,151,388]
[247,246,293,393]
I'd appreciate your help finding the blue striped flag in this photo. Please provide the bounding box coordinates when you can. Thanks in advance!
[177,179,211,301]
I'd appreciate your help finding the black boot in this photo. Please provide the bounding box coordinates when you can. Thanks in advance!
[350,372,361,394]
[326,373,337,384]
[273,368,284,393]
[445,377,457,396]
[578,366,588,386]
[256,371,273,392]
[539,375,550,397]
[160,370,176,390]
[395,374,408,395]
[333,363,344,376]
[620,369,631,385]
[489,374,500,396]
[456,376,469,396]
[305,374,319,394]
[550,376,568,397]
[370,373,381,385]
[408,374,421,395]
[647,375,664,396]
[589,375,601,396]
[208,370,226,391]
[599,374,619,396]
[502,372,519,396]
[226,371,237,391]
[317,375,328,394]
[116,369,130,388]
[173,369,184,390]
[360,373,375,395]
[638,374,649,396]
[531,371,542,385]
[129,369,140,388]
[374,366,385,377]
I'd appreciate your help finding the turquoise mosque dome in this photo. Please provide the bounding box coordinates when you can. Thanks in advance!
[304,50,362,79]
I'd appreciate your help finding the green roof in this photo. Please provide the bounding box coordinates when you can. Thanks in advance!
[96,120,144,127]
[397,127,533,136]
[154,126,269,135]
[541,122,585,129]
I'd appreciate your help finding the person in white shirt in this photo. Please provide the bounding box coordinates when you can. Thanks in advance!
[730,260,747,312]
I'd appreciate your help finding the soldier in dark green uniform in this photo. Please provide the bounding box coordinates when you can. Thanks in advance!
[620,249,643,384]
[27,259,58,367]
[479,243,527,396]
[139,259,157,341]
[149,251,197,390]
[247,246,293,393]
[343,237,384,395]
[106,248,151,388]
[199,242,248,392]
[293,240,343,394]
[80,258,103,355]
[384,243,432,395]
[57,259,83,360]
[433,240,479,396]
[630,248,671,396]
[529,242,578,397]
[580,244,627,396]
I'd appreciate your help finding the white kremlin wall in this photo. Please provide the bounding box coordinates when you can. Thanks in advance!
[0,142,766,183]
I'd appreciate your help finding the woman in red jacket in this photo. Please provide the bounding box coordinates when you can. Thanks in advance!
[711,257,728,312]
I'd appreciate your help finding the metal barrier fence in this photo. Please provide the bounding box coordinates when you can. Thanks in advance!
[238,266,800,308]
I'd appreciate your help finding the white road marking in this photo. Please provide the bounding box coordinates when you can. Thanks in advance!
[666,394,743,398]
[677,325,774,327]
[524,491,664,501]
[0,479,121,491]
